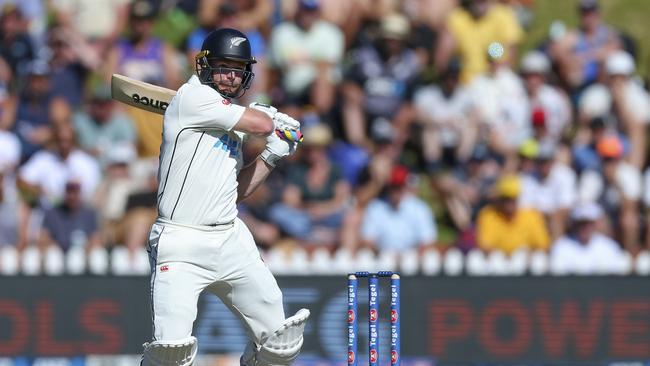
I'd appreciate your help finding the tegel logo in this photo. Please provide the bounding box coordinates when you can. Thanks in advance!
[132,93,169,112]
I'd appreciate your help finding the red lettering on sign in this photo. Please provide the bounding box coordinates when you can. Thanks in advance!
[535,300,604,359]
[429,300,473,356]
[0,300,29,355]
[478,300,532,358]
[35,301,76,355]
[80,300,123,354]
[610,301,650,358]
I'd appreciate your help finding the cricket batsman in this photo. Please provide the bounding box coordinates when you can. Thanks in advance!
[141,28,310,366]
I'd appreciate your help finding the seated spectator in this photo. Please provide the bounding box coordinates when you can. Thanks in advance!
[578,51,649,168]
[359,165,437,252]
[73,84,136,167]
[469,48,530,154]
[414,59,478,173]
[269,0,344,114]
[341,12,421,150]
[2,60,53,161]
[38,180,102,252]
[95,145,157,254]
[578,135,641,253]
[0,5,35,76]
[17,122,101,207]
[269,123,351,249]
[50,0,130,55]
[550,202,626,275]
[0,133,20,246]
[520,51,571,145]
[549,0,621,92]
[518,140,577,239]
[105,0,180,159]
[238,183,281,250]
[476,174,550,255]
[437,0,524,83]
[46,26,100,108]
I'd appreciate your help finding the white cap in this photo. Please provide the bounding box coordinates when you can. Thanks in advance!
[605,51,635,76]
[520,51,550,74]
[571,202,603,221]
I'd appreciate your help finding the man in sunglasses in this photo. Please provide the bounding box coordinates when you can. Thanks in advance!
[141,28,309,366]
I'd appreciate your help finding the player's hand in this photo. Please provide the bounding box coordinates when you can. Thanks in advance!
[249,102,277,119]
[260,127,299,167]
[249,102,301,135]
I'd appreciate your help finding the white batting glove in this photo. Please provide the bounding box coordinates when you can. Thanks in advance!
[249,102,301,132]
[260,129,299,167]
[249,102,277,119]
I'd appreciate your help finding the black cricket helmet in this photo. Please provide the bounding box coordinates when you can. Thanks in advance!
[195,28,256,99]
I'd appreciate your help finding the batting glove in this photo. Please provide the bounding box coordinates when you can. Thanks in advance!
[249,102,301,132]
[260,129,299,167]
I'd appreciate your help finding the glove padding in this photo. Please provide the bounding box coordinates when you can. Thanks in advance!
[260,128,299,167]
[249,102,301,133]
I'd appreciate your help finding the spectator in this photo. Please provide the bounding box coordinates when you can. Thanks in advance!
[550,202,626,275]
[50,0,131,56]
[73,84,136,167]
[476,174,550,255]
[341,12,421,149]
[269,0,344,114]
[518,141,577,239]
[578,134,641,254]
[415,60,478,172]
[17,122,101,207]
[359,164,437,252]
[105,0,180,159]
[46,26,100,108]
[578,51,649,168]
[0,130,20,247]
[186,1,272,104]
[469,47,530,155]
[0,0,47,49]
[1,60,53,161]
[550,0,621,92]
[38,180,102,252]
[269,123,351,249]
[0,5,35,76]
[520,51,571,145]
[437,0,524,83]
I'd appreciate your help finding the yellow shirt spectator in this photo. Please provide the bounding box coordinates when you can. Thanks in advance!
[476,205,550,255]
[447,3,524,83]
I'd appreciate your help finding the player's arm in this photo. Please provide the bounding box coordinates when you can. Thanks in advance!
[179,85,273,136]
[238,115,301,201]
[237,158,274,202]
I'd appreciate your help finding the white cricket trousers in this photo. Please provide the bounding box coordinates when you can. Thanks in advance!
[147,217,286,344]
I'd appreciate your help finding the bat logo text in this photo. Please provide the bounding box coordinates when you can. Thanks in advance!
[132,93,169,112]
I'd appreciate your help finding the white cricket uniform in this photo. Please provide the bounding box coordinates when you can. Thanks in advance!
[147,75,285,345]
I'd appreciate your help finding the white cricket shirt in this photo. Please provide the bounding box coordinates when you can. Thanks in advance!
[156,75,246,225]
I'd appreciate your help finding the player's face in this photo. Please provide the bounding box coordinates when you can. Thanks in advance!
[210,59,247,96]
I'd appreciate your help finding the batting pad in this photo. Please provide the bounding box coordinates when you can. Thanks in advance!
[141,336,198,366]
[256,308,311,366]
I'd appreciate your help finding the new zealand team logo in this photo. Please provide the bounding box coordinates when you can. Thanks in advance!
[348,310,355,323]
[370,349,378,363]
[391,350,399,364]
[391,309,398,322]
[369,309,378,322]
[348,351,355,363]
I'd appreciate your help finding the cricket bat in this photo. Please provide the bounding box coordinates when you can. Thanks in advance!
[111,74,176,115]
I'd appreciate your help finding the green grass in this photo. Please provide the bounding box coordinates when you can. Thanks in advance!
[522,0,650,78]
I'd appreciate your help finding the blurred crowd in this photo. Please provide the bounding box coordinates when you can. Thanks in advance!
[1,0,650,276]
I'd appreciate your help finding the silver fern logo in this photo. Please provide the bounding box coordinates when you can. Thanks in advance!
[230,37,247,48]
